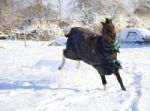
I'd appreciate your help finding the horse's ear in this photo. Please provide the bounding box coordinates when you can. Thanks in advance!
[106,18,112,23]
[106,18,109,23]
[101,22,105,25]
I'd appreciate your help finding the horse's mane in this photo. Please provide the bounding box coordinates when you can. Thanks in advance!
[101,18,116,43]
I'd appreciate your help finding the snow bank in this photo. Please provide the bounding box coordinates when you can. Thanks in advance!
[47,37,67,46]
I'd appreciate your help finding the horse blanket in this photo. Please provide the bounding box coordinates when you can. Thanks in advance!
[63,27,121,75]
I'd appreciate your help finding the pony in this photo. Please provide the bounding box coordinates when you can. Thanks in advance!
[58,18,126,91]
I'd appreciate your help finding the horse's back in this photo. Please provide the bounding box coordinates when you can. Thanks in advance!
[65,27,99,38]
[64,27,102,63]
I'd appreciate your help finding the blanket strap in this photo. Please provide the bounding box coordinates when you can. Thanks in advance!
[106,40,122,69]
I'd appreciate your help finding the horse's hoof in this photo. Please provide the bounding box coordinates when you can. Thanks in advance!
[58,67,61,70]
[76,66,80,69]
[103,85,106,90]
[122,87,126,91]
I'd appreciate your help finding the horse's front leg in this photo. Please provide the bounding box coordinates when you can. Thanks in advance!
[114,69,126,91]
[100,75,107,90]
[58,55,65,70]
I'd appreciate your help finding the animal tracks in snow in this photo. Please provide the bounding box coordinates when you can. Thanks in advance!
[119,62,143,111]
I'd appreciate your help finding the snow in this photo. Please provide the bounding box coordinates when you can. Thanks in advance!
[0,31,8,39]
[47,37,67,46]
[0,39,150,111]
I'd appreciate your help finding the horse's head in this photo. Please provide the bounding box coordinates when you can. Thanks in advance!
[101,18,116,42]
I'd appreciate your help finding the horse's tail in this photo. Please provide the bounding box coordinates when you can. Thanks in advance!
[65,33,69,38]
[65,30,73,38]
[65,27,77,38]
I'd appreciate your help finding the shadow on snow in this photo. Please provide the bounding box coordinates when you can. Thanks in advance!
[0,81,102,93]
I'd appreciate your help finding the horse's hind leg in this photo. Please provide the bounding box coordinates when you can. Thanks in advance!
[76,61,80,69]
[114,69,126,91]
[58,55,65,70]
[100,75,107,90]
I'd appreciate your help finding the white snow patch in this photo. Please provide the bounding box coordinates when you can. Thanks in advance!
[0,40,150,111]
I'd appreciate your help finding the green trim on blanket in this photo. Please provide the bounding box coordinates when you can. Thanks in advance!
[106,56,122,69]
[112,40,120,52]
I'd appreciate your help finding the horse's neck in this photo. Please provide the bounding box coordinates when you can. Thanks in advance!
[102,33,115,43]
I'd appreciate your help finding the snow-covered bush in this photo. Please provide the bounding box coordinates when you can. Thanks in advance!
[114,15,129,31]
[128,15,143,28]
[59,19,84,35]
[10,24,64,40]
[39,24,64,40]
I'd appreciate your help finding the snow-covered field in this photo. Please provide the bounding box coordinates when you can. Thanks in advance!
[0,40,150,111]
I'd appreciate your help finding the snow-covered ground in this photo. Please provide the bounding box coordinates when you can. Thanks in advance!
[0,40,150,111]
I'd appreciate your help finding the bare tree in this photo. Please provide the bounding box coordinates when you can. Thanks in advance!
[134,0,150,17]
[69,0,94,15]
[68,0,127,24]
[56,0,62,21]
[0,0,7,30]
